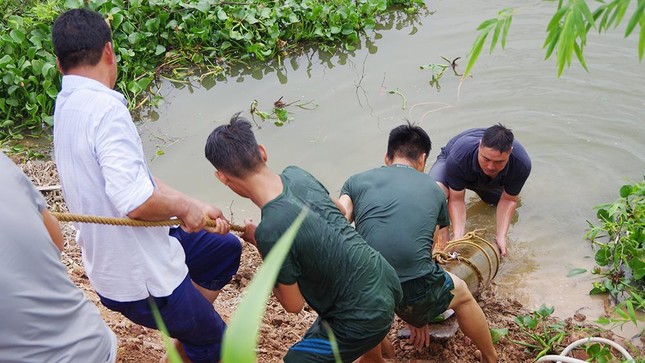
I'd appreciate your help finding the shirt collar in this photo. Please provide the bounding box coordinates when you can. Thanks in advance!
[61,75,127,106]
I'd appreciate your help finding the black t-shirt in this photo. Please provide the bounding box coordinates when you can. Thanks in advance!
[442,128,531,196]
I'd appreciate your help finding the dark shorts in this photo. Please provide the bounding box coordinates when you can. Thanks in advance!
[99,228,241,363]
[395,269,455,328]
[428,157,502,205]
[284,282,394,363]
[284,315,392,363]
[170,227,242,291]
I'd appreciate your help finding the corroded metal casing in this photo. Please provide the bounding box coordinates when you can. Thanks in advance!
[435,229,500,298]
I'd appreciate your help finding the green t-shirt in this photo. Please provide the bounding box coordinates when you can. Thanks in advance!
[341,164,450,282]
[256,166,401,322]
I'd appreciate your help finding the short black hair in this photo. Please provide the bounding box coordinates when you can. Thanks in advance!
[204,113,263,178]
[481,123,514,152]
[387,121,432,162]
[52,8,112,72]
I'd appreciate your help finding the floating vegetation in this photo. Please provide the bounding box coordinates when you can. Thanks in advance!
[419,56,462,91]
[250,97,318,127]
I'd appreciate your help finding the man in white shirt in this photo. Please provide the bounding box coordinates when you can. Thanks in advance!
[52,9,242,363]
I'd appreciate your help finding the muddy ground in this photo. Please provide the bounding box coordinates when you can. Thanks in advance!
[19,159,644,363]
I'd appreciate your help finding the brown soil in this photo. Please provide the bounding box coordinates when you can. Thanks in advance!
[19,160,644,363]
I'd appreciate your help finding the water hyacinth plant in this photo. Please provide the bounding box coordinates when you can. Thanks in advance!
[0,0,425,141]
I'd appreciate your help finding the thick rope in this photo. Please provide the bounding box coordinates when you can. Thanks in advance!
[432,229,500,293]
[446,229,500,279]
[52,212,246,233]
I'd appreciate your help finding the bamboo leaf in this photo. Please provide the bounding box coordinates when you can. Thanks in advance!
[545,28,561,59]
[544,21,560,48]
[547,3,571,32]
[614,0,630,28]
[577,0,597,29]
[502,15,513,48]
[557,10,576,75]
[574,41,589,72]
[625,0,645,36]
[594,4,609,32]
[463,31,488,78]
[572,5,588,45]
[477,18,498,31]
[639,17,645,59]
[490,19,503,53]
[221,210,307,363]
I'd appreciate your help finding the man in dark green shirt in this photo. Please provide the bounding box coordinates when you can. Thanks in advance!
[339,123,498,363]
[204,115,402,363]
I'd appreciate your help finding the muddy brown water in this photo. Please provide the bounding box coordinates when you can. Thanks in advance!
[138,0,644,343]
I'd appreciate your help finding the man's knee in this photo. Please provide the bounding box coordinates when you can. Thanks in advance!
[446,273,475,307]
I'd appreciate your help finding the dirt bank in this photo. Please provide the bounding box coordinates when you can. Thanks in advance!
[18,159,644,362]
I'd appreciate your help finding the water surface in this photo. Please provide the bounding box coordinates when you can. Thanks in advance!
[141,0,644,340]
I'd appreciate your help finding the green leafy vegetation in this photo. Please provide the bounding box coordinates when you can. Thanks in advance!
[419,56,463,91]
[0,0,425,141]
[586,178,645,331]
[495,305,643,362]
[512,304,566,359]
[250,97,317,127]
[463,8,513,78]
[465,0,645,77]
[222,210,306,363]
[386,88,407,109]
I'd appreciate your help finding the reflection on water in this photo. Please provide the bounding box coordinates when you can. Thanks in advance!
[142,0,644,342]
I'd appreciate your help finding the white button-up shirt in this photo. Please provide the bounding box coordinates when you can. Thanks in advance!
[54,75,187,301]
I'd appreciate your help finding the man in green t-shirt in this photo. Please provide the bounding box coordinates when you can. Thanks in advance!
[204,114,402,363]
[339,123,498,363]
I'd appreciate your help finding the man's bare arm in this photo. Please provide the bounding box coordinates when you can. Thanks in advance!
[42,209,64,252]
[495,191,518,257]
[447,188,467,239]
[128,177,228,233]
[337,194,354,222]
[273,283,305,313]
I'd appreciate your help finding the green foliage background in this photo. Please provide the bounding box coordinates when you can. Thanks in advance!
[0,0,424,141]
[587,178,645,326]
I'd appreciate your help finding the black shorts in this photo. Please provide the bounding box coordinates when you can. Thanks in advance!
[396,270,455,328]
